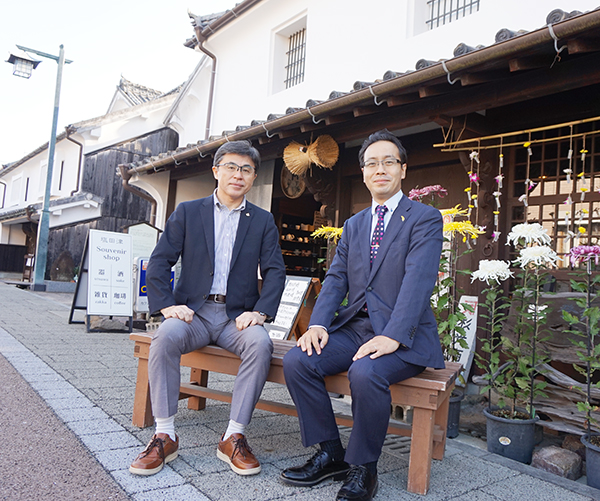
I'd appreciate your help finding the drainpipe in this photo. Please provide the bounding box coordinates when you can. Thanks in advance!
[0,181,5,209]
[117,165,157,226]
[195,37,217,140]
[65,126,83,196]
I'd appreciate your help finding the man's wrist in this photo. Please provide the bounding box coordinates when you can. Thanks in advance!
[256,311,272,322]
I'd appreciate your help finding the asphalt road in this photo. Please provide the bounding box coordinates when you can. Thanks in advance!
[0,353,130,501]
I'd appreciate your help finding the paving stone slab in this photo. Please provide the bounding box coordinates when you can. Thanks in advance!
[80,430,141,452]
[132,483,210,501]
[112,466,187,495]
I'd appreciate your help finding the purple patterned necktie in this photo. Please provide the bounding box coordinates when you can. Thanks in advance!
[370,205,388,265]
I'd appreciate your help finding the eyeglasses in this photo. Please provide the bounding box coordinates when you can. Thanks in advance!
[215,162,255,176]
[363,158,403,170]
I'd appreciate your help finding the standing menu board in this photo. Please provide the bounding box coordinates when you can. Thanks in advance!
[87,229,133,316]
[265,276,313,340]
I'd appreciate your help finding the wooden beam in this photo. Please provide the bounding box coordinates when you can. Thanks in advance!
[419,84,453,98]
[567,37,600,54]
[386,93,421,107]
[277,128,302,139]
[325,112,354,125]
[459,70,510,86]
[432,113,491,136]
[353,105,380,117]
[300,122,326,133]
[509,56,552,72]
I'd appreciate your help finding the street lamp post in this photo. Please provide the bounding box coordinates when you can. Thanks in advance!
[7,45,72,291]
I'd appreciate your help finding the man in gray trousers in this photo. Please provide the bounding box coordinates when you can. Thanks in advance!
[130,140,286,477]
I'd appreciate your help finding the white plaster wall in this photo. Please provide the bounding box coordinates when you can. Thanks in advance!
[7,224,26,245]
[75,97,176,155]
[0,224,10,244]
[174,170,216,208]
[0,138,80,209]
[173,0,600,142]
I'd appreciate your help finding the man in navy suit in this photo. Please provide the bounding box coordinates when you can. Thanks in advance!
[130,140,286,477]
[281,130,444,501]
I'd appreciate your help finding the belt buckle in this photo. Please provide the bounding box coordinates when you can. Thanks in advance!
[214,294,226,304]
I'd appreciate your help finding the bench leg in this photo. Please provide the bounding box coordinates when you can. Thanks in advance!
[407,407,435,495]
[132,357,154,428]
[432,391,451,460]
[187,369,209,411]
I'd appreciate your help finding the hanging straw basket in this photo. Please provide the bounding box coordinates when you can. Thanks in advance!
[283,142,311,175]
[283,135,340,175]
[308,135,339,169]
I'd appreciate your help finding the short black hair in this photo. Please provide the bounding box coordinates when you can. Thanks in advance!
[214,140,261,173]
[358,129,407,166]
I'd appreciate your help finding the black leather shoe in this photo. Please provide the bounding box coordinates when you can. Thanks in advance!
[336,465,378,501]
[280,450,350,486]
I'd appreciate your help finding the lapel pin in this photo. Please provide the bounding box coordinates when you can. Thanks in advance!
[401,215,405,221]
[246,212,250,217]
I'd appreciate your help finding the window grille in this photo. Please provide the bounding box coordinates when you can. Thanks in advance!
[284,28,306,89]
[507,123,600,267]
[426,0,480,30]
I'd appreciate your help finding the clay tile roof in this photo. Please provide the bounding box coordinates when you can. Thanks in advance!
[117,77,164,106]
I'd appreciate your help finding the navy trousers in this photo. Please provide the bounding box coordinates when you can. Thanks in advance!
[283,316,424,465]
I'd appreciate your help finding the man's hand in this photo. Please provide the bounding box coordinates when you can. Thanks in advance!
[353,335,400,361]
[161,305,195,323]
[297,327,329,356]
[235,311,266,331]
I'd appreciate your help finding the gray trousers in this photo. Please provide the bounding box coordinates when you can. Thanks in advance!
[148,301,273,425]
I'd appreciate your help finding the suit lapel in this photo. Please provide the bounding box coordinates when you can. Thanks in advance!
[200,197,215,267]
[231,203,253,268]
[369,196,412,278]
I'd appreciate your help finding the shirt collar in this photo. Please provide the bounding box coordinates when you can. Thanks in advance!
[371,190,403,215]
[213,189,246,212]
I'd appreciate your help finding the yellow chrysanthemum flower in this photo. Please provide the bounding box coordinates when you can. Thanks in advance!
[311,226,343,242]
[439,205,468,217]
[443,221,485,238]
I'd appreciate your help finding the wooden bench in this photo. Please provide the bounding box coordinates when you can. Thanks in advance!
[130,333,460,495]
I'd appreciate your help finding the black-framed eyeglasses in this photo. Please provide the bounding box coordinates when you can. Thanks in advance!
[215,162,255,176]
[363,158,403,170]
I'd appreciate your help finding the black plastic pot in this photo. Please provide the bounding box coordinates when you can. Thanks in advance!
[447,388,465,439]
[483,407,539,464]
[581,434,600,489]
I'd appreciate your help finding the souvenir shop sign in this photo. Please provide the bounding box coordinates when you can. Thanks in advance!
[87,229,133,316]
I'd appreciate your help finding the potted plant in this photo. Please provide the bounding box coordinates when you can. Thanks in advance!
[430,204,482,438]
[562,244,600,489]
[473,223,556,464]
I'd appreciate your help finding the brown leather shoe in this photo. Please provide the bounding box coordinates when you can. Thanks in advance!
[217,433,261,475]
[129,433,179,476]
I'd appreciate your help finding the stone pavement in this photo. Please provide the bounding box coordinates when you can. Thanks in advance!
[0,282,598,501]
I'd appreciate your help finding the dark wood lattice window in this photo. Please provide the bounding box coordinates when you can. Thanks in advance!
[284,28,306,89]
[507,123,600,267]
[426,0,480,30]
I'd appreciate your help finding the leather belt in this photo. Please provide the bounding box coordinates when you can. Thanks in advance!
[207,294,226,304]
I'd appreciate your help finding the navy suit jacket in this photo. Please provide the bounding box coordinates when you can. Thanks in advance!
[146,195,286,321]
[309,196,445,369]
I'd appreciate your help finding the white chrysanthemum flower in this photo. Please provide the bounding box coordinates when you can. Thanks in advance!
[471,260,513,284]
[514,246,559,269]
[506,223,551,246]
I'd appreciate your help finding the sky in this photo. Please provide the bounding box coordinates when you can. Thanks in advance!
[0,0,238,166]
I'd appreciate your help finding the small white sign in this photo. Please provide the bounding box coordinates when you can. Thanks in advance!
[87,229,133,316]
[457,295,479,385]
